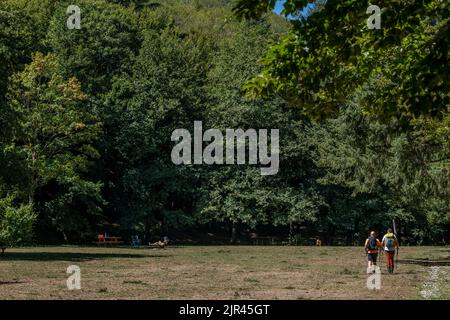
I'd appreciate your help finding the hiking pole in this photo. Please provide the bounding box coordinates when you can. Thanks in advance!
[379,248,383,270]
[393,219,399,271]
[396,247,399,271]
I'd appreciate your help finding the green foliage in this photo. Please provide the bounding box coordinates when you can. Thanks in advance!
[112,27,208,233]
[234,0,450,126]
[198,17,323,232]
[314,100,449,242]
[0,195,36,247]
[230,0,450,242]
[47,0,141,95]
[6,52,102,241]
[0,2,37,137]
[0,0,447,244]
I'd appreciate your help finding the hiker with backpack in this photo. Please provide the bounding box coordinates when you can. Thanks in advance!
[364,231,381,273]
[381,228,399,273]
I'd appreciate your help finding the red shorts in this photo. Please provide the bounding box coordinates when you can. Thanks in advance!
[385,251,395,267]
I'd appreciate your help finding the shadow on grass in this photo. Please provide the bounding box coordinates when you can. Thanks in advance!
[0,251,170,262]
[399,257,450,266]
[0,280,26,286]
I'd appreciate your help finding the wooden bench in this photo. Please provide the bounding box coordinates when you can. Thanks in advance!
[1,247,6,254]
[252,236,277,245]
[93,235,124,246]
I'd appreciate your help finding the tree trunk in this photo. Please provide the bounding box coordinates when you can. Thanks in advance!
[289,223,296,245]
[29,147,37,205]
[144,216,151,243]
[161,217,168,236]
[62,231,68,243]
[230,221,239,244]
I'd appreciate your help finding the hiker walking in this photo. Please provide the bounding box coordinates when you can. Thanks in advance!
[381,228,399,273]
[364,231,381,274]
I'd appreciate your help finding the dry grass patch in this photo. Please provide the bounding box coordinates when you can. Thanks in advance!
[0,245,448,299]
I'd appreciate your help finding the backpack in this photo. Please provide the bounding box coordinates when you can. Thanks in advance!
[367,236,378,251]
[385,234,395,251]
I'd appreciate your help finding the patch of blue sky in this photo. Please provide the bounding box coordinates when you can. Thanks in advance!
[273,0,322,21]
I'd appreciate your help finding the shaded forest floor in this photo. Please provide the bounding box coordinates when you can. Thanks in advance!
[0,246,449,299]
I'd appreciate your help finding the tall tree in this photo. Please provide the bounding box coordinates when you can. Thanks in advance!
[7,53,102,241]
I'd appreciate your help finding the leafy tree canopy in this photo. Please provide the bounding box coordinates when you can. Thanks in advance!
[233,0,450,127]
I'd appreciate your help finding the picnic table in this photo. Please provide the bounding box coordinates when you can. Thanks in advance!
[251,236,277,245]
[94,235,124,246]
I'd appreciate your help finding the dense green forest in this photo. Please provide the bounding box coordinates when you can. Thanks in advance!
[0,0,448,246]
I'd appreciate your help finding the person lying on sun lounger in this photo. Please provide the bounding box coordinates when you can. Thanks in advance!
[149,236,169,249]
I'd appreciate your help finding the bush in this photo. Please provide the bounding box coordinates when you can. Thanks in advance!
[0,196,37,248]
